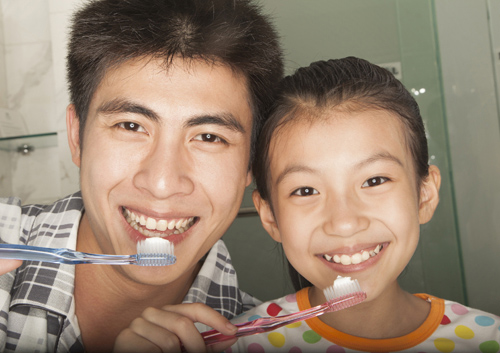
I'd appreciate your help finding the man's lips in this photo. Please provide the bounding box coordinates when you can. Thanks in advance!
[122,207,196,237]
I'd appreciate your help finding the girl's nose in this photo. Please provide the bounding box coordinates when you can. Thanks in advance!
[322,195,369,238]
[133,140,195,199]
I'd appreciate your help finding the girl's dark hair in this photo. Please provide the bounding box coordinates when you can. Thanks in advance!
[67,0,283,163]
[252,57,429,291]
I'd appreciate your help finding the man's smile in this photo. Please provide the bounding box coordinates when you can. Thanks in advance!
[123,207,196,237]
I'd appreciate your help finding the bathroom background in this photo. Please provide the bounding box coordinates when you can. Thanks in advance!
[0,0,499,315]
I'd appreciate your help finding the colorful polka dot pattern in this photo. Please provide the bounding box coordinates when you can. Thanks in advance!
[432,303,500,353]
[228,294,500,353]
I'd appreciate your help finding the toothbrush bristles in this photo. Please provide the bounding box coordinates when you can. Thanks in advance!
[136,238,176,266]
[323,277,366,311]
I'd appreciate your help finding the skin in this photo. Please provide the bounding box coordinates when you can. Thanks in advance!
[65,56,254,352]
[254,109,441,339]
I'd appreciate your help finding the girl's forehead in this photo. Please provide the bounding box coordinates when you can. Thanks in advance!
[268,109,409,163]
[273,108,404,139]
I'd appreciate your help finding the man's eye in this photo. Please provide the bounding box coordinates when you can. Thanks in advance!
[291,187,318,196]
[362,176,389,188]
[117,122,146,133]
[194,133,226,144]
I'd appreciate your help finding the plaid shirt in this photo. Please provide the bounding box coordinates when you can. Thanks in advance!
[0,192,258,352]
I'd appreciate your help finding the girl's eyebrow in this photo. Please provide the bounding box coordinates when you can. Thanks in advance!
[275,152,404,186]
[356,152,404,169]
[97,98,160,122]
[275,165,315,186]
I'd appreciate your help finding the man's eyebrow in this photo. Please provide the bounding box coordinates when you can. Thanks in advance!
[97,98,160,122]
[184,114,246,133]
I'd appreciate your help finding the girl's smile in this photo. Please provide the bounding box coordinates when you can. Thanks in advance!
[319,242,389,266]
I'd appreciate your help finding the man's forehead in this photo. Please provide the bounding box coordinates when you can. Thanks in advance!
[89,56,254,127]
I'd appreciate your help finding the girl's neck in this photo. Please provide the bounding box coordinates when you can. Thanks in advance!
[309,283,431,339]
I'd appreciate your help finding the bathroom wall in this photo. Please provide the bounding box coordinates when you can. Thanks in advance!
[434,0,500,315]
[0,4,6,109]
[0,4,9,196]
[0,0,81,203]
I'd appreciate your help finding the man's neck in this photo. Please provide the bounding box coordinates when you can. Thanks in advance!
[73,214,202,352]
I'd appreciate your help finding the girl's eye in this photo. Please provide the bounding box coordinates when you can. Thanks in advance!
[117,122,146,133]
[194,133,226,144]
[291,187,318,196]
[362,176,389,188]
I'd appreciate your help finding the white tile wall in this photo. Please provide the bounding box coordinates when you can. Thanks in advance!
[0,0,82,204]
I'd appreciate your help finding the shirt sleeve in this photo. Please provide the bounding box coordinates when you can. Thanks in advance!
[0,197,23,351]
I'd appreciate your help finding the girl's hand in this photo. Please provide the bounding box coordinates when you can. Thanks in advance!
[113,303,238,353]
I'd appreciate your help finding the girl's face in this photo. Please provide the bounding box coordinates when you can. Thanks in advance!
[254,109,440,303]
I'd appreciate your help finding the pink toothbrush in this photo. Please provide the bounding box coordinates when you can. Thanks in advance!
[199,276,366,347]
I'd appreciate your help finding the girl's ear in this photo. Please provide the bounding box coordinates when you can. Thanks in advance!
[252,190,282,243]
[418,165,441,224]
[66,104,81,168]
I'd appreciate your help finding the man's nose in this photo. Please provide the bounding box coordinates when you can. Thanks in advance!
[133,139,195,199]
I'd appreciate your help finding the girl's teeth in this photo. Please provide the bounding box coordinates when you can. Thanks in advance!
[361,251,370,261]
[324,244,384,265]
[351,253,362,265]
[340,254,351,265]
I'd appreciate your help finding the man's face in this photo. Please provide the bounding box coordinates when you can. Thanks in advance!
[68,57,253,285]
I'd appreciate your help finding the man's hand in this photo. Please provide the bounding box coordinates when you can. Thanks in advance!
[113,303,238,353]
[0,260,22,275]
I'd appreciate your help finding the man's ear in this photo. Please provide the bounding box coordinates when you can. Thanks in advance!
[252,190,282,243]
[419,165,441,224]
[66,104,81,168]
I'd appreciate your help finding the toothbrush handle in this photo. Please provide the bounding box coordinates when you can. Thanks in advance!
[200,292,366,346]
[201,305,327,345]
[0,244,134,265]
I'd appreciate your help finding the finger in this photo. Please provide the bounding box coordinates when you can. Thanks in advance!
[141,307,207,352]
[113,326,162,353]
[207,337,238,353]
[160,303,237,336]
[0,260,22,275]
[114,317,183,353]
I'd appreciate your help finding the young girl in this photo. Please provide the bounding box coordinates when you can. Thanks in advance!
[227,57,500,352]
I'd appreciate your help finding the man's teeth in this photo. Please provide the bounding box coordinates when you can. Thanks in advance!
[123,208,194,237]
[323,244,383,265]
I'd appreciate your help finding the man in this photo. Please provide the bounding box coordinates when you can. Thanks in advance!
[0,0,283,351]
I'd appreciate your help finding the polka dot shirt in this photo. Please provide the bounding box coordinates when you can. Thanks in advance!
[226,289,500,353]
